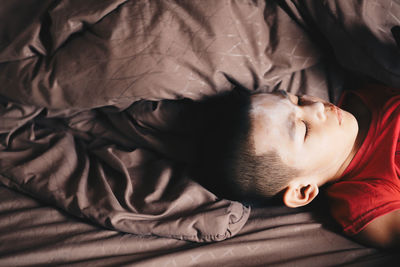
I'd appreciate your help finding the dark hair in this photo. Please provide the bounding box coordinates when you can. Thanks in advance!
[196,88,299,201]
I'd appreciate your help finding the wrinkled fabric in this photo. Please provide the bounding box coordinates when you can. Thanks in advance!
[0,98,250,242]
[1,0,400,248]
[0,0,326,109]
[0,0,330,242]
[285,0,400,86]
[1,185,399,266]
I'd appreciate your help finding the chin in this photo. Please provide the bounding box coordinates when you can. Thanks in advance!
[343,111,359,141]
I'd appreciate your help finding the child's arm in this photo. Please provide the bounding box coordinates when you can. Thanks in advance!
[354,210,400,249]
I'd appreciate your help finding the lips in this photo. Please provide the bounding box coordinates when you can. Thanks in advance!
[325,103,342,125]
[335,107,343,125]
[331,105,342,125]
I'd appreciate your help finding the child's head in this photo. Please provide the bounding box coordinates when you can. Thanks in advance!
[249,90,359,207]
[201,89,358,207]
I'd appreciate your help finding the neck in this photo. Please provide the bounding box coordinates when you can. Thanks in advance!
[330,134,362,182]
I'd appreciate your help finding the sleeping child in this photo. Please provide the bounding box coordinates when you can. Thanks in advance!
[201,84,399,249]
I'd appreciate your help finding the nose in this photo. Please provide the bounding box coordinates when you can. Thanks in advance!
[303,101,326,121]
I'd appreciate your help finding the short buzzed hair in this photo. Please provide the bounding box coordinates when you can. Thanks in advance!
[197,88,299,201]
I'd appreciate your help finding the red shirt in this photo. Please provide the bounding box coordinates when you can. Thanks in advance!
[326,84,400,236]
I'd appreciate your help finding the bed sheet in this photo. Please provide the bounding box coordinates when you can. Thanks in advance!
[1,0,400,265]
[1,185,397,266]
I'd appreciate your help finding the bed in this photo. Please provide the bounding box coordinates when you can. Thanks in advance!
[1,0,399,266]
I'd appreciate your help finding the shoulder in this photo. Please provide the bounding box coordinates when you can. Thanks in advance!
[354,209,400,249]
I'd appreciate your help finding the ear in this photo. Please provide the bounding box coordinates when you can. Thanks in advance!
[282,182,319,208]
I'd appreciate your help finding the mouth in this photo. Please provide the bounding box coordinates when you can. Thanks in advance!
[325,103,342,125]
[332,106,342,125]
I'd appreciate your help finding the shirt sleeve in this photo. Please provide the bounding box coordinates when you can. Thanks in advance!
[326,178,400,235]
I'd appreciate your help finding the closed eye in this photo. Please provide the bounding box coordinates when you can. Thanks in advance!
[303,120,311,140]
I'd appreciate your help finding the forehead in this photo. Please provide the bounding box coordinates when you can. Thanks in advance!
[250,93,293,115]
[250,93,295,155]
[251,92,281,105]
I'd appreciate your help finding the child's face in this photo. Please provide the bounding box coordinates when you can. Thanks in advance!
[250,90,358,184]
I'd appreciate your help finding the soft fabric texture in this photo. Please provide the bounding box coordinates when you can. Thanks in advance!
[0,97,252,242]
[0,0,325,109]
[326,84,400,235]
[0,0,333,242]
[1,1,400,265]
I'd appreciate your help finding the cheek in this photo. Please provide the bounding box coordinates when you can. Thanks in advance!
[333,112,358,149]
[344,112,359,134]
[293,116,356,170]
[306,126,342,159]
[317,119,356,159]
